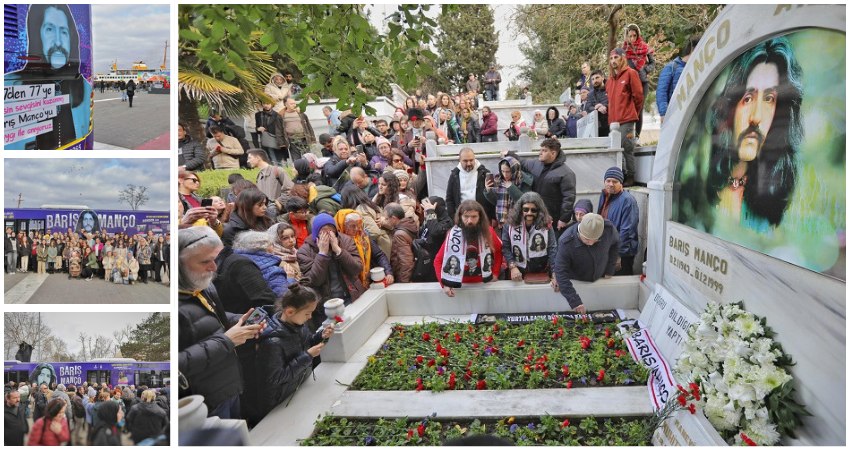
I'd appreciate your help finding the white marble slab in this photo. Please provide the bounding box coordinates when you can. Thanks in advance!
[332,387,652,419]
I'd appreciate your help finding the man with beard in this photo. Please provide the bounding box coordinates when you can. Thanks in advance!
[583,70,609,137]
[434,200,502,297]
[178,226,264,420]
[502,192,558,289]
[445,148,495,223]
[706,37,803,228]
[5,4,92,149]
[598,167,639,275]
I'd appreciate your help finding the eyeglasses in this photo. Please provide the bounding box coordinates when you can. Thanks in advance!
[392,159,403,163]
[522,207,538,213]
[185,178,199,183]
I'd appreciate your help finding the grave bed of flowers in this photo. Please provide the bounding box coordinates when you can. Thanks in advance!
[301,414,652,446]
[351,317,649,391]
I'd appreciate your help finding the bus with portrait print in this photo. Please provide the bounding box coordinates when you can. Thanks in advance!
[4,359,170,388]
[4,4,94,149]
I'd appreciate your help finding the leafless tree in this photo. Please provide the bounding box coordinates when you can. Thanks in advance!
[76,332,116,361]
[4,313,52,361]
[118,184,150,211]
[113,324,134,348]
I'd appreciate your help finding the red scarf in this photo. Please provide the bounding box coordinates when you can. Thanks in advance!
[623,37,652,71]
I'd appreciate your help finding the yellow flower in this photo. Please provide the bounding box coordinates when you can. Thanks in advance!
[508,417,515,424]
[368,357,376,364]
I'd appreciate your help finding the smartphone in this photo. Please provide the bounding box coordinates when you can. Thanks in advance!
[201,198,213,208]
[244,307,268,326]
[485,173,494,185]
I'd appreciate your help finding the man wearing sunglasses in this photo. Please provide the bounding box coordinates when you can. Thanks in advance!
[553,213,619,314]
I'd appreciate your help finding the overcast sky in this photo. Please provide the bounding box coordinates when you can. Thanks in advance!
[92,4,171,77]
[366,4,528,98]
[4,158,170,211]
[39,312,157,356]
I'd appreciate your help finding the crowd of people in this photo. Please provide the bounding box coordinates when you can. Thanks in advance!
[4,380,170,446]
[170,23,712,431]
[178,120,640,428]
[4,228,170,286]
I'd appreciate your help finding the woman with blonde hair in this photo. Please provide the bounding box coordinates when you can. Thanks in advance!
[125,389,168,444]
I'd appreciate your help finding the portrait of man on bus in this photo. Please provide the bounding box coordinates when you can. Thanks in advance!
[75,209,101,235]
[118,371,128,383]
[5,4,92,149]
[28,362,57,387]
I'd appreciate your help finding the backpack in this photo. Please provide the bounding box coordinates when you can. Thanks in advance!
[410,238,437,283]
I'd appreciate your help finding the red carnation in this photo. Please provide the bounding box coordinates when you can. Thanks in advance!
[552,316,559,326]
[472,343,479,349]
[440,348,450,357]
[468,325,473,332]
[562,365,569,376]
[423,333,430,341]
[566,380,572,389]
[493,324,499,332]
[436,343,443,353]
[689,382,700,393]
[416,355,423,364]
[486,335,494,343]
[476,380,486,390]
[678,395,687,407]
[427,358,436,367]
[334,315,344,324]
[607,338,615,348]
[517,340,524,347]
[561,419,570,429]
[417,423,425,437]
[543,370,549,378]
[464,370,472,381]
[688,403,696,414]
[597,369,605,381]
[448,373,456,389]
[677,385,689,395]
[604,329,611,338]
[407,430,414,440]
[454,333,461,343]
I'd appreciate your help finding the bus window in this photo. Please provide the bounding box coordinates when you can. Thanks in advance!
[86,370,110,386]
[134,370,169,388]
[4,370,29,385]
[4,4,94,150]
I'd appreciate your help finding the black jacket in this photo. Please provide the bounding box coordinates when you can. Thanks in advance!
[554,220,620,308]
[256,308,323,420]
[255,110,286,148]
[584,85,609,124]
[221,212,250,249]
[507,150,576,224]
[213,252,276,315]
[127,80,136,93]
[4,234,12,253]
[178,286,244,411]
[445,164,495,223]
[4,402,28,446]
[33,391,48,422]
[178,136,206,171]
[546,107,567,138]
[459,117,481,144]
[126,401,167,444]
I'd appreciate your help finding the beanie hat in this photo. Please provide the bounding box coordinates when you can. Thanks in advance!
[407,108,426,122]
[578,213,604,241]
[393,170,410,182]
[311,213,337,242]
[574,199,594,215]
[604,166,624,183]
[609,48,626,57]
[375,136,390,149]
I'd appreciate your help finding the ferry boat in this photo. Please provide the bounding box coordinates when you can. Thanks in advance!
[94,41,170,83]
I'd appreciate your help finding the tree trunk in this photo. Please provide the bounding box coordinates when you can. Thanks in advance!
[606,5,623,75]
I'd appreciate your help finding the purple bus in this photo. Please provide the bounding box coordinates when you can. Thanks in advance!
[4,207,170,236]
[4,359,170,388]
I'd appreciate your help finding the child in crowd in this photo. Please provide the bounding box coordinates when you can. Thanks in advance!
[253,281,334,423]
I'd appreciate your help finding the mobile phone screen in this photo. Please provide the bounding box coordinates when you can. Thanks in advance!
[201,198,213,208]
[244,308,266,326]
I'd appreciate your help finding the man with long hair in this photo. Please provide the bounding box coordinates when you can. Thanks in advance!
[502,192,558,290]
[434,200,502,297]
[706,37,803,228]
[6,4,92,149]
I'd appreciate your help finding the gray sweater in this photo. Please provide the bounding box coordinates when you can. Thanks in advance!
[553,220,620,308]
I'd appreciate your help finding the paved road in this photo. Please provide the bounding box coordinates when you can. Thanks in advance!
[92,89,171,150]
[4,270,169,304]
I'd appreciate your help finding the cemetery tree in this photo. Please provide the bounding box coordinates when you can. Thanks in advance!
[178,4,452,144]
[118,184,149,211]
[429,5,499,93]
[512,4,720,102]
[4,313,52,362]
[119,313,170,362]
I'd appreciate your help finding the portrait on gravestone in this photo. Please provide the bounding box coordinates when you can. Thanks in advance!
[4,4,93,150]
[674,30,845,280]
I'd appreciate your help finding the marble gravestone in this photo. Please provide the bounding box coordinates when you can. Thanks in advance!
[645,4,846,446]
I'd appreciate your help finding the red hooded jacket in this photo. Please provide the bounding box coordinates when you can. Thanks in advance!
[606,66,644,125]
